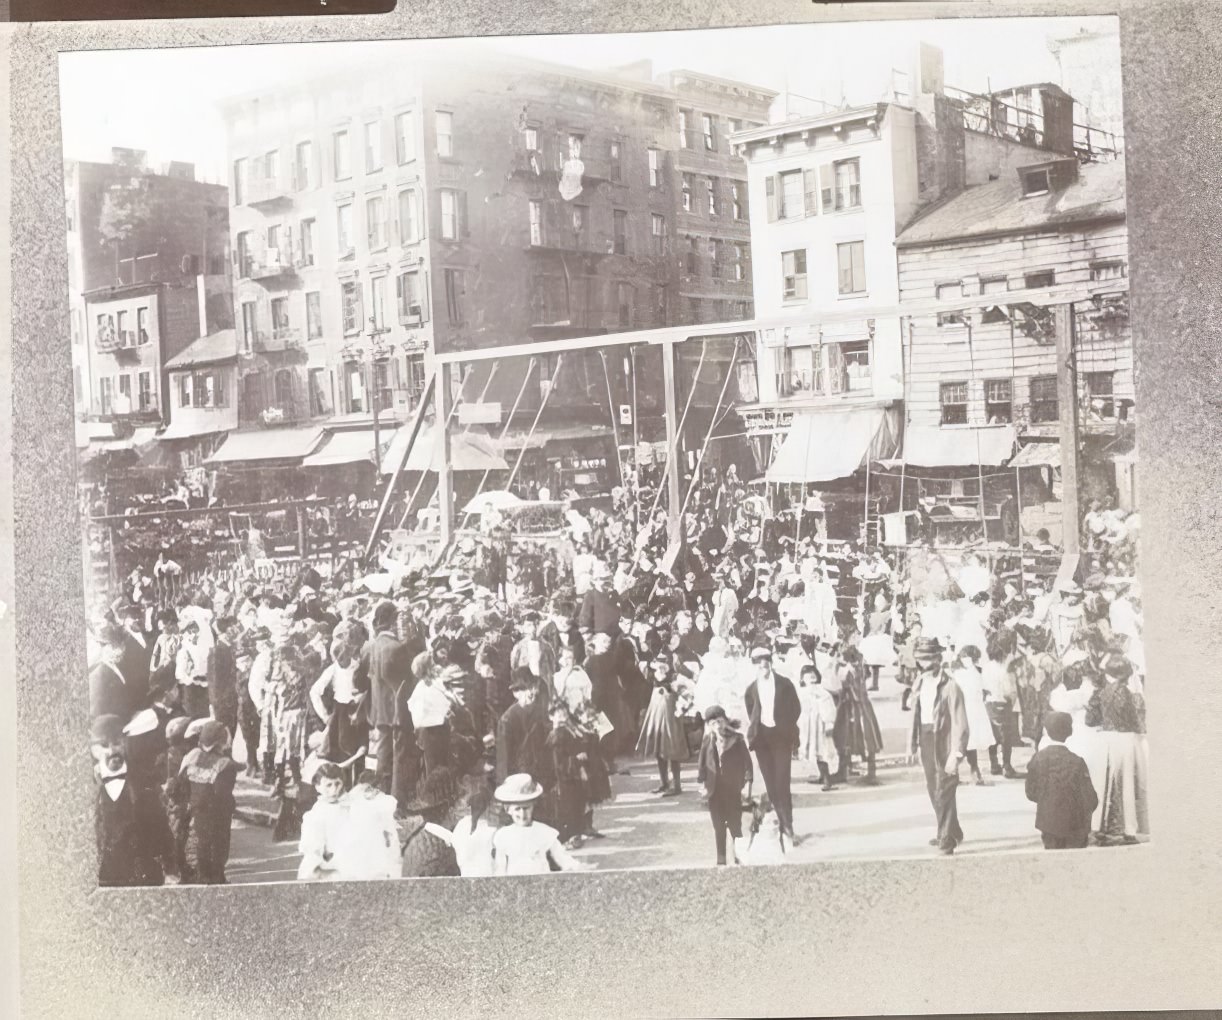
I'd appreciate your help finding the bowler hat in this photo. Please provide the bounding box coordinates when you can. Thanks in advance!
[914,637,944,657]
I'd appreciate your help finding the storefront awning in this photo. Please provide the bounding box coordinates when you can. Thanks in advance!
[901,425,1017,468]
[498,424,615,450]
[158,417,234,442]
[765,406,898,484]
[204,426,324,466]
[1009,441,1061,469]
[302,429,379,469]
[380,424,509,474]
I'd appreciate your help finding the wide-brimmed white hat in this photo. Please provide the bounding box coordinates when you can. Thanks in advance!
[494,773,544,804]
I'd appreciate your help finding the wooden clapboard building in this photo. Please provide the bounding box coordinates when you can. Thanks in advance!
[894,154,1131,544]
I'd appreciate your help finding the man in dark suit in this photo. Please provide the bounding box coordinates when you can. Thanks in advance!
[115,603,153,708]
[496,673,551,795]
[90,625,141,723]
[908,637,970,855]
[743,645,802,844]
[1025,711,1099,849]
[697,705,753,866]
[578,562,622,647]
[364,600,415,801]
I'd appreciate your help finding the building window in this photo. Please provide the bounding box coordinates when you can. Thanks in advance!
[1020,168,1050,197]
[648,148,661,188]
[241,301,257,352]
[366,195,387,250]
[731,181,744,220]
[940,381,969,425]
[685,236,699,275]
[116,311,131,347]
[524,127,538,152]
[613,209,627,255]
[985,379,1013,423]
[650,214,666,255]
[397,270,422,321]
[364,121,382,174]
[236,231,252,278]
[346,362,365,414]
[435,111,453,157]
[687,297,702,323]
[337,203,353,255]
[1030,375,1059,423]
[136,307,150,346]
[567,133,584,160]
[117,374,133,412]
[373,360,393,414]
[405,354,427,404]
[294,141,312,190]
[264,149,279,183]
[271,296,290,338]
[679,109,691,149]
[707,177,719,216]
[266,224,281,258]
[571,204,588,247]
[342,281,361,335]
[444,268,465,325]
[300,218,316,266]
[273,369,295,415]
[306,291,322,339]
[528,200,544,246]
[178,374,191,409]
[370,275,387,330]
[837,241,866,295]
[734,243,746,281]
[936,280,965,327]
[782,249,808,300]
[681,173,694,212]
[309,367,331,417]
[616,282,632,330]
[138,371,153,412]
[394,111,415,165]
[842,341,871,392]
[981,275,1009,295]
[779,170,803,219]
[780,345,821,397]
[834,158,862,209]
[702,113,717,151]
[1025,269,1055,289]
[1084,371,1115,419]
[609,138,622,182]
[440,189,464,240]
[1090,260,1126,282]
[233,158,247,205]
[397,189,419,244]
[333,130,350,181]
[710,239,724,279]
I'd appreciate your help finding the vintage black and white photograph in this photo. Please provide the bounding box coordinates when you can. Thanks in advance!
[60,16,1147,888]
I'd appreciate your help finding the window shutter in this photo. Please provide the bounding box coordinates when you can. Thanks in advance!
[395,271,404,316]
[765,175,777,222]
[803,169,818,217]
[853,242,866,291]
[459,190,470,237]
[819,163,834,212]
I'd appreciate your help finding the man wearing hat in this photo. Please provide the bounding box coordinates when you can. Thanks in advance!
[90,625,141,724]
[578,560,622,648]
[496,672,551,796]
[908,637,970,855]
[92,714,166,886]
[365,600,417,806]
[743,644,802,845]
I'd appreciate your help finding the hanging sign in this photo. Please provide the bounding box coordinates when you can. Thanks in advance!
[619,404,632,426]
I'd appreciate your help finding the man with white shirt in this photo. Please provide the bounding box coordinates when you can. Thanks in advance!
[743,645,803,845]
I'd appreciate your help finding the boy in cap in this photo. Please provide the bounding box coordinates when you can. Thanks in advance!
[697,705,753,866]
[179,720,237,884]
[1024,710,1099,849]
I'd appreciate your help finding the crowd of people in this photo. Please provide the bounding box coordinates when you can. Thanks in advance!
[86,462,1148,884]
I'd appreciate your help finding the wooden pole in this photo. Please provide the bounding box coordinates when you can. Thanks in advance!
[437,361,455,552]
[661,340,683,547]
[1055,303,1081,556]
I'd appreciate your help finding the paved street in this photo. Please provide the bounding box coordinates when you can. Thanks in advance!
[223,669,1049,885]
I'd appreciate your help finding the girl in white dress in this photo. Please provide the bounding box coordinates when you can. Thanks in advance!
[951,645,998,785]
[491,774,592,876]
[341,770,402,880]
[448,780,499,878]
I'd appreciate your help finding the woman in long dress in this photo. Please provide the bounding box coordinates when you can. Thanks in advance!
[833,648,883,785]
[798,663,840,790]
[951,645,997,785]
[636,655,689,796]
[1091,656,1149,845]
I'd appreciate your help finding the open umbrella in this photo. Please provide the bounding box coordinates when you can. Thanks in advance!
[462,490,524,515]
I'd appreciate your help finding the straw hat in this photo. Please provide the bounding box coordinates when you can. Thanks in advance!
[494,773,544,804]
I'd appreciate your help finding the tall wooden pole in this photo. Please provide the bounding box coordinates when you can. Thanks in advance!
[437,361,455,551]
[1055,303,1081,556]
[661,340,683,546]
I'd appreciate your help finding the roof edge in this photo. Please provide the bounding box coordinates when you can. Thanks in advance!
[895,209,1127,249]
